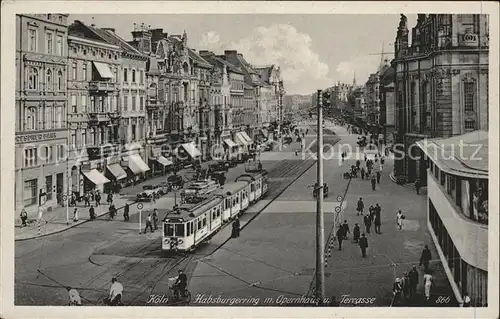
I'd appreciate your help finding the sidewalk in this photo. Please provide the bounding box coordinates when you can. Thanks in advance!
[14,162,210,241]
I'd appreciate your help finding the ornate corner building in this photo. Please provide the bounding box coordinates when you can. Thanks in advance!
[15,14,70,215]
[392,14,489,183]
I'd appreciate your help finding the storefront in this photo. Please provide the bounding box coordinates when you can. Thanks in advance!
[149,147,173,177]
[105,158,127,193]
[223,138,238,160]
[81,168,110,194]
[240,131,254,149]
[15,129,69,216]
[175,142,202,167]
[234,132,249,153]
[121,154,150,186]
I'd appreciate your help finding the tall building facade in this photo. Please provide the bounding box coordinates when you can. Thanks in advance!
[392,14,489,183]
[379,60,396,144]
[67,21,123,196]
[365,72,381,125]
[15,14,69,216]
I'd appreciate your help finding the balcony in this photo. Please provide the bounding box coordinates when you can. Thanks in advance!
[87,112,110,126]
[89,81,116,92]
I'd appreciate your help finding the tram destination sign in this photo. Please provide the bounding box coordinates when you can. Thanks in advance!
[15,131,66,144]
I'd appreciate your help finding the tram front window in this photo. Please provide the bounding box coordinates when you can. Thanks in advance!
[165,224,174,236]
[175,223,185,237]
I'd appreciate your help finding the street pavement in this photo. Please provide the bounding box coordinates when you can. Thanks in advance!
[187,121,457,307]
[14,133,314,306]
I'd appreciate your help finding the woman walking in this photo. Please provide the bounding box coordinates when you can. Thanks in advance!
[396,210,404,230]
[423,272,433,301]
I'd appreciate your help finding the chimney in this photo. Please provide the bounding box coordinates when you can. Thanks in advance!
[102,28,115,33]
[151,28,164,41]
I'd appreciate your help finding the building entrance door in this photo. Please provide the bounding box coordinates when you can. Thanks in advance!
[56,173,64,204]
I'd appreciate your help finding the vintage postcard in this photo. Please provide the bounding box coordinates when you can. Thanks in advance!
[1,1,498,318]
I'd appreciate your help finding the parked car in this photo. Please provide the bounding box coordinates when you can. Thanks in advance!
[209,161,230,172]
[167,174,184,189]
[137,184,164,201]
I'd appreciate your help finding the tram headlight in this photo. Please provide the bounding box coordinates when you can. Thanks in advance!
[178,239,184,244]
[164,239,170,244]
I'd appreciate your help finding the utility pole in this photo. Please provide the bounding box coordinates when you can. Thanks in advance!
[315,89,325,301]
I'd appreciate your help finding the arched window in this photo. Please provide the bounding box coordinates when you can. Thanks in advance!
[46,69,52,91]
[26,107,36,130]
[57,70,63,91]
[28,68,39,90]
[183,62,189,74]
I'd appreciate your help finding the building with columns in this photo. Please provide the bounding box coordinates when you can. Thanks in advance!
[392,14,489,184]
[15,14,69,216]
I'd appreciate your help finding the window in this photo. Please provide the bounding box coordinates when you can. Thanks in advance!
[447,175,456,195]
[113,96,117,112]
[24,147,37,167]
[165,224,174,236]
[140,70,144,84]
[175,224,184,237]
[24,179,37,206]
[56,35,63,55]
[55,106,63,128]
[28,67,39,90]
[28,28,37,52]
[100,127,105,143]
[465,119,475,130]
[140,96,144,111]
[99,96,104,112]
[123,96,128,111]
[132,96,136,111]
[72,62,77,80]
[46,32,53,54]
[45,69,52,91]
[71,131,76,147]
[123,69,128,82]
[131,124,136,140]
[81,95,87,112]
[57,145,64,161]
[48,145,53,163]
[202,217,207,227]
[81,130,87,146]
[132,70,136,83]
[83,63,87,81]
[440,171,446,186]
[57,70,63,90]
[45,175,53,200]
[463,81,475,112]
[90,96,95,112]
[114,68,118,82]
[44,106,52,129]
[71,95,77,113]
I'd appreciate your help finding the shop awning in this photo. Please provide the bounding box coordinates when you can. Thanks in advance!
[224,139,238,148]
[123,154,150,174]
[157,156,173,167]
[82,169,110,185]
[234,132,249,146]
[240,131,253,144]
[107,163,127,180]
[181,142,201,158]
[93,62,114,79]
[260,129,269,138]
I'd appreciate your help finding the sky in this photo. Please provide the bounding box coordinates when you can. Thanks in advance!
[71,14,417,95]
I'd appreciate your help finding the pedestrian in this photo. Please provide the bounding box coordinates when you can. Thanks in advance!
[371,174,376,190]
[20,208,28,227]
[356,159,360,169]
[423,272,433,301]
[123,203,130,221]
[67,287,82,306]
[380,156,385,167]
[358,233,368,258]
[95,192,101,206]
[84,193,90,207]
[419,245,432,273]
[107,192,113,205]
[463,293,471,307]
[374,206,382,234]
[360,167,365,180]
[37,206,47,225]
[369,205,375,221]
[231,218,241,238]
[396,210,404,230]
[342,220,350,239]
[402,272,411,301]
[336,226,344,251]
[73,208,79,222]
[376,171,381,184]
[71,193,77,207]
[353,223,360,243]
[363,214,372,234]
[152,208,159,230]
[392,278,403,304]
[89,205,95,220]
[356,197,364,216]
[144,214,154,233]
[109,204,116,220]
[415,179,421,195]
[408,266,419,299]
[108,278,123,306]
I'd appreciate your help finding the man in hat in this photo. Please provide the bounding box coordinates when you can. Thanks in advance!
[353,223,360,243]
[358,233,368,258]
[336,226,344,251]
[419,245,432,273]
[342,220,350,240]
[408,266,419,299]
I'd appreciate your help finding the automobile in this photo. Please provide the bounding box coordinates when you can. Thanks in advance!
[137,184,164,201]
[167,174,184,189]
[209,161,230,173]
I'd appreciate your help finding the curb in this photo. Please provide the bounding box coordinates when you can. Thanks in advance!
[15,201,137,242]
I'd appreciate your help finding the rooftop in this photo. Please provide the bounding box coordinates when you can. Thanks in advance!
[417,130,488,178]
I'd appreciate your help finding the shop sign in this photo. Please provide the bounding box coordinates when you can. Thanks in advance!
[16,131,64,144]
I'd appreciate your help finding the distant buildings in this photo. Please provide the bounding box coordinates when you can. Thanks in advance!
[392,14,489,183]
[284,94,311,116]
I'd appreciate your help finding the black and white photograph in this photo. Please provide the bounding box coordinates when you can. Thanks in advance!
[1,1,498,318]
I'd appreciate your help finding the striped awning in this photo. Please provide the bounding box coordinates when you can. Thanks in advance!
[107,163,127,180]
[123,154,150,175]
[82,169,110,185]
[234,132,249,146]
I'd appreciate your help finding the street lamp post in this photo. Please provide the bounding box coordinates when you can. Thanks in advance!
[315,90,325,301]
